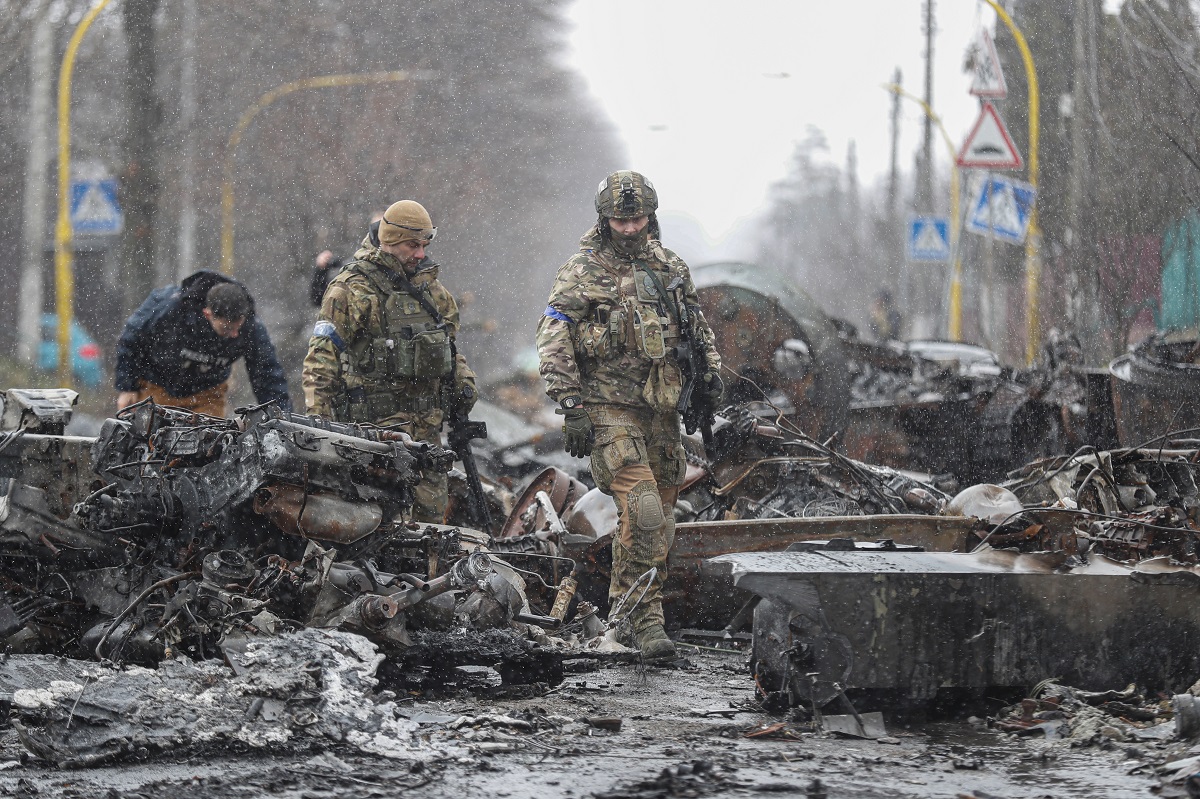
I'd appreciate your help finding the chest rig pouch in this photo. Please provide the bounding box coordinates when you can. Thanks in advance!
[575,304,626,361]
[575,259,677,365]
[380,292,453,379]
[347,267,453,382]
[631,268,669,360]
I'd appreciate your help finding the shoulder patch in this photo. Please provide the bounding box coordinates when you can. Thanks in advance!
[312,320,346,352]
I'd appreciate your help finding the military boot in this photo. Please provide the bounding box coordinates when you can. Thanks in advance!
[636,623,677,661]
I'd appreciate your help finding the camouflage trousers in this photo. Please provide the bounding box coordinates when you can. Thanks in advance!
[587,405,687,632]
[377,410,447,525]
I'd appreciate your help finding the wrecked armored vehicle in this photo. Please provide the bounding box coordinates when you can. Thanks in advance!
[1110,333,1200,448]
[713,543,1200,715]
[692,262,1092,483]
[0,389,574,682]
[707,436,1200,713]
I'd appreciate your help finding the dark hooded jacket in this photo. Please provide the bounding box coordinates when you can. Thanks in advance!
[115,270,291,410]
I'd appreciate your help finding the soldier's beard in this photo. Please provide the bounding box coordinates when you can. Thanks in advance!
[610,227,649,257]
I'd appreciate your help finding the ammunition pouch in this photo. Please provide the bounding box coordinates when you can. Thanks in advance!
[632,307,667,360]
[343,388,439,424]
[333,387,366,423]
[366,324,452,381]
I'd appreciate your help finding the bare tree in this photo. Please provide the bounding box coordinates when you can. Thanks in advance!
[119,0,161,313]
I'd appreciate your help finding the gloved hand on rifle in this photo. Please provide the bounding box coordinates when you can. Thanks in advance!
[702,370,724,407]
[442,381,477,416]
[555,396,593,457]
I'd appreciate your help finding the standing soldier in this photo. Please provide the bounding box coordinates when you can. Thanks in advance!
[536,171,723,661]
[302,200,477,523]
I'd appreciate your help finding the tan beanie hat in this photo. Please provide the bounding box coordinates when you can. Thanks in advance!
[378,200,436,245]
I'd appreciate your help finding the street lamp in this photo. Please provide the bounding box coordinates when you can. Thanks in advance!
[220,70,432,275]
[55,0,115,388]
[983,0,1041,364]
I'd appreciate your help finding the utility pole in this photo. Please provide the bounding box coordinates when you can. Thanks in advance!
[888,68,904,310]
[911,0,936,335]
[176,0,197,279]
[120,0,162,314]
[19,3,52,365]
[919,0,936,213]
[846,140,861,268]
[887,68,902,241]
[1066,0,1092,356]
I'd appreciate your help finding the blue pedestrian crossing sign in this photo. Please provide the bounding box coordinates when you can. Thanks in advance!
[70,178,123,235]
[965,174,1035,246]
[907,216,951,262]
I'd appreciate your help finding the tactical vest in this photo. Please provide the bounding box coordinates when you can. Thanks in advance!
[339,261,453,421]
[573,256,684,412]
[573,258,681,362]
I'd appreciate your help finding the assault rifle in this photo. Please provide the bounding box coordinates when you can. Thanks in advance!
[389,267,495,536]
[667,277,715,450]
[445,400,494,536]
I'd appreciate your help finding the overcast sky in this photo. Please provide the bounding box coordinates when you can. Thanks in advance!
[565,1,1002,253]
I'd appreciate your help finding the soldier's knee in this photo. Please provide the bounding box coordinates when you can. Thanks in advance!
[628,480,664,532]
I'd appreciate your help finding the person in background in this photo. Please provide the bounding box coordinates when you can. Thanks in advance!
[309,211,386,307]
[309,250,344,307]
[869,288,903,342]
[115,270,290,416]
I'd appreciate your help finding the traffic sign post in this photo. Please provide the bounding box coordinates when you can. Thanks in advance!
[907,216,951,262]
[956,102,1023,170]
[966,173,1036,245]
[69,178,123,235]
[970,30,1008,98]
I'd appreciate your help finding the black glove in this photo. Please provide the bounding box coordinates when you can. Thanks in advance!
[441,381,476,416]
[457,383,477,414]
[555,398,593,458]
[702,371,724,406]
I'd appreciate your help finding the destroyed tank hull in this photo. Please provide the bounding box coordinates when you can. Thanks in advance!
[711,546,1200,710]
[1110,337,1200,447]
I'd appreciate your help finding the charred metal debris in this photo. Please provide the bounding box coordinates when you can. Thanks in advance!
[691,262,1107,484]
[0,389,624,695]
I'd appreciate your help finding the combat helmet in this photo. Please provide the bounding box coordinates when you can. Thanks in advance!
[595,171,658,219]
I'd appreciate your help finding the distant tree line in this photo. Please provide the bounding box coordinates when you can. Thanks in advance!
[0,0,620,401]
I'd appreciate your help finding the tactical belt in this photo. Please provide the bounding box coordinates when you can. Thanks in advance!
[348,387,439,418]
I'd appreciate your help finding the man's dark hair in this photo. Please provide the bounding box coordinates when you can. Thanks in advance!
[205,282,251,320]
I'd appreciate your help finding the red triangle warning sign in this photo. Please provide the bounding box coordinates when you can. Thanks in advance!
[956,102,1023,169]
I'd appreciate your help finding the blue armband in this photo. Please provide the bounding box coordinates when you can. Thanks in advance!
[543,306,572,324]
[312,320,346,352]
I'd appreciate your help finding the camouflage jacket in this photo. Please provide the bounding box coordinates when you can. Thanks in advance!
[536,226,721,411]
[302,241,475,423]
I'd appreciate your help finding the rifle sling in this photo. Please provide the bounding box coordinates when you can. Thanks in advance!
[633,260,682,328]
[387,269,446,327]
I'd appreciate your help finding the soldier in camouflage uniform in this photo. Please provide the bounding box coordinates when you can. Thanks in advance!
[302,200,477,523]
[536,171,723,661]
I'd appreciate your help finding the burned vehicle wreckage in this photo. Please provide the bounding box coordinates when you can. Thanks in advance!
[0,389,589,689]
[5,262,1200,786]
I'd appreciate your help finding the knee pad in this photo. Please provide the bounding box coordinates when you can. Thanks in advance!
[628,480,664,532]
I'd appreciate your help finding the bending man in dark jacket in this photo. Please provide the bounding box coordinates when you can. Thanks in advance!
[115,270,291,416]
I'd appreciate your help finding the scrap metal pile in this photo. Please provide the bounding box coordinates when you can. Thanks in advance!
[705,433,1200,715]
[691,262,1099,485]
[996,443,1200,560]
[0,389,590,687]
[491,400,968,629]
